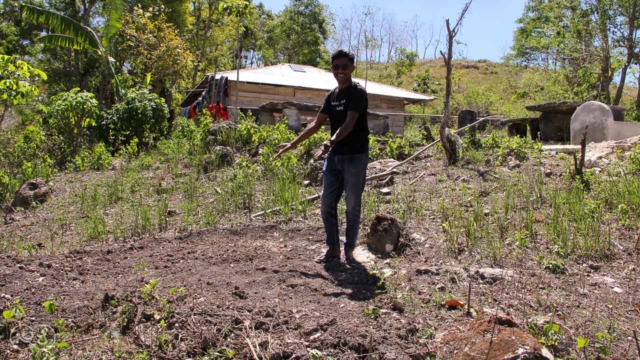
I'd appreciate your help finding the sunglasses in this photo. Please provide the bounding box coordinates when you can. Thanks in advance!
[331,63,351,71]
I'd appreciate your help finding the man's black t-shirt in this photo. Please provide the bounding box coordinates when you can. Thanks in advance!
[320,81,369,155]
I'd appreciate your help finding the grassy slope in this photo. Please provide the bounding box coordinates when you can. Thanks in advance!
[361,59,639,119]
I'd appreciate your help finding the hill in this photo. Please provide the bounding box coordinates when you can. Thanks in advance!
[360,59,639,120]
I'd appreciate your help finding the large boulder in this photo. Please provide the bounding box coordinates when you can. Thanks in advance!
[365,214,403,255]
[570,101,614,145]
[10,179,51,211]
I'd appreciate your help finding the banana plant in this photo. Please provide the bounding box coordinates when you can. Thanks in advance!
[19,1,124,101]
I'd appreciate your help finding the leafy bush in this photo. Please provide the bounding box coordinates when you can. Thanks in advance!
[384,135,413,160]
[104,90,169,150]
[44,88,99,166]
[0,124,54,202]
[169,115,211,156]
[368,136,383,162]
[71,143,114,171]
[628,144,640,174]
[483,132,541,163]
[0,55,46,126]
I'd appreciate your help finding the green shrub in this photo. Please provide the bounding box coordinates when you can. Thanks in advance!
[71,143,114,171]
[44,88,99,167]
[369,136,382,162]
[628,144,640,173]
[0,124,55,202]
[170,116,210,156]
[384,135,413,160]
[104,90,169,150]
[483,132,540,163]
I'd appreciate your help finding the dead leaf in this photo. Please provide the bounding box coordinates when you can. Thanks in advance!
[534,213,544,223]
[442,299,465,308]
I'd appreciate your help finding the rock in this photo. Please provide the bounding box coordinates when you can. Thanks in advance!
[587,263,602,271]
[10,179,52,211]
[379,187,392,196]
[544,169,553,178]
[203,146,234,173]
[352,246,375,264]
[409,233,425,243]
[507,157,521,171]
[391,300,405,313]
[306,161,324,186]
[365,214,402,255]
[440,315,547,360]
[571,101,614,145]
[470,268,515,284]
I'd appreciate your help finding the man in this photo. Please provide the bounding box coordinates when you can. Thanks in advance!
[274,50,369,264]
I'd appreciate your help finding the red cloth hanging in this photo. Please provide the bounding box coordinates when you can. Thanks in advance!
[207,104,228,121]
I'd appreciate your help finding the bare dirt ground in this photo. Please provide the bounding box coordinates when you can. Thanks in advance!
[1,218,639,359]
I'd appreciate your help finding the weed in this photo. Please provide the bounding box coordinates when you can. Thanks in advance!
[363,306,381,319]
[538,256,567,275]
[529,318,563,347]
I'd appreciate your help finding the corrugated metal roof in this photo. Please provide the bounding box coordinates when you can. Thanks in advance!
[212,64,434,103]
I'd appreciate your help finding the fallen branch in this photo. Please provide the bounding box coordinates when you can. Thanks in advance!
[251,116,498,218]
[409,171,427,185]
[251,193,321,219]
[244,335,260,360]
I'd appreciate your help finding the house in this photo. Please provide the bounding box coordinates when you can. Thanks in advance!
[181,64,435,135]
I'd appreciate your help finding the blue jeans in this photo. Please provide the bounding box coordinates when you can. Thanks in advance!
[321,151,368,252]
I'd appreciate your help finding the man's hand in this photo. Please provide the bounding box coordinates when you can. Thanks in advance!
[273,143,295,160]
[313,140,332,161]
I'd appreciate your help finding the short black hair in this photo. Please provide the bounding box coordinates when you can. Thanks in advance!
[331,50,355,65]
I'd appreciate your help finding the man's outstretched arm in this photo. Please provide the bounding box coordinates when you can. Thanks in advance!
[273,112,329,159]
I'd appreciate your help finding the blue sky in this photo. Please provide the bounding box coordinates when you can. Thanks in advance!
[259,0,527,61]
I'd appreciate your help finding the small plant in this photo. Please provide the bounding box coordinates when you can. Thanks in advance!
[538,256,567,275]
[529,318,563,347]
[363,306,381,319]
[308,348,335,360]
[30,328,69,360]
[43,298,57,315]
[420,327,436,339]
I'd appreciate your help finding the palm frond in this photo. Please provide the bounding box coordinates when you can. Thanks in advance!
[102,0,124,50]
[39,34,88,50]
[20,4,101,51]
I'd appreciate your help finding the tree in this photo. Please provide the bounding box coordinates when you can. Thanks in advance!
[0,55,46,127]
[272,0,330,66]
[612,0,639,105]
[115,6,193,123]
[20,1,124,101]
[0,0,42,57]
[408,15,424,55]
[185,0,237,86]
[509,0,601,101]
[440,0,472,166]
